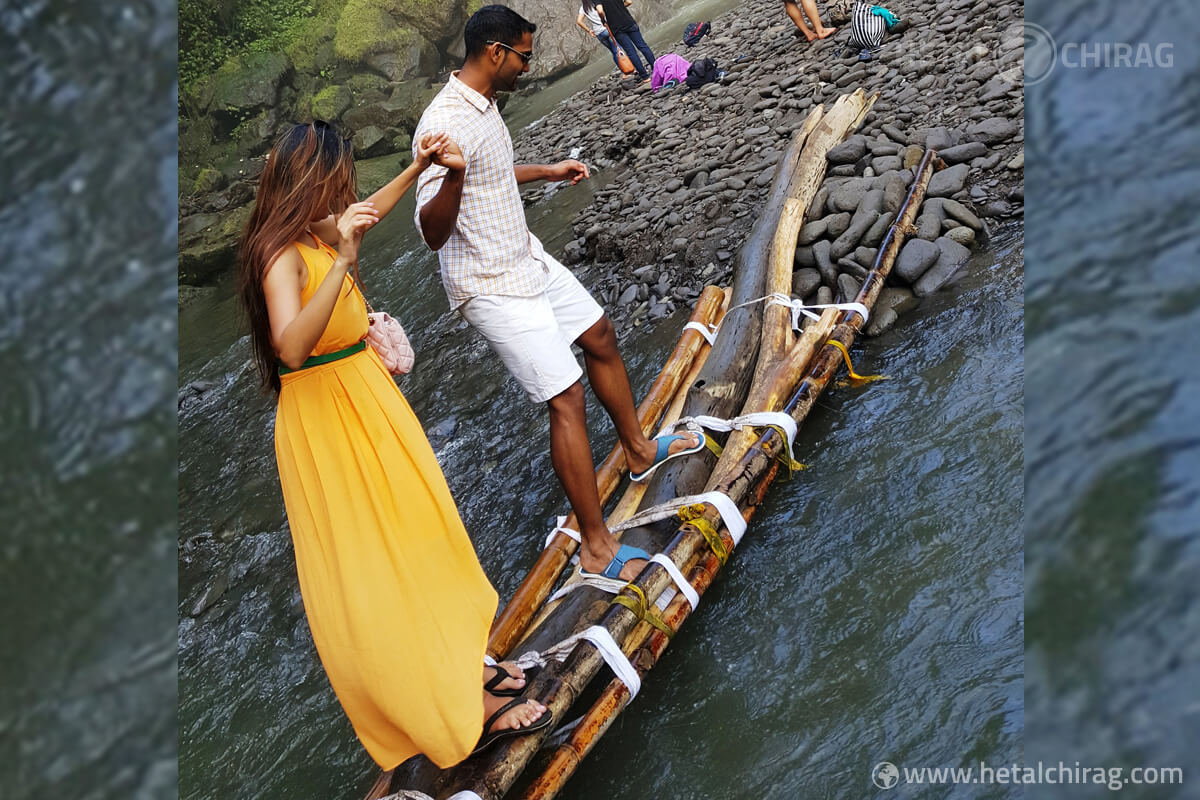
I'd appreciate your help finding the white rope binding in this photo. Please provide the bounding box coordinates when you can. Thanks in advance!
[665,410,799,467]
[517,626,641,700]
[683,320,719,346]
[543,515,581,550]
[650,553,699,611]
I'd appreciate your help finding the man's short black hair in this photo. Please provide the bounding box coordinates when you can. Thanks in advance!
[464,5,536,58]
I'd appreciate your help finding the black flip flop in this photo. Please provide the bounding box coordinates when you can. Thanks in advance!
[471,698,554,756]
[484,663,542,697]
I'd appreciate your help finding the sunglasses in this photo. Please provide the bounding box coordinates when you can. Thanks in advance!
[485,40,534,64]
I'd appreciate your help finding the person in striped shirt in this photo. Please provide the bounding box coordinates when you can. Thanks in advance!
[414,5,704,582]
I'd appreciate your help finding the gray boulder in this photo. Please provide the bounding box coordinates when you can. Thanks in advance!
[894,238,940,283]
[914,237,972,296]
[927,163,970,198]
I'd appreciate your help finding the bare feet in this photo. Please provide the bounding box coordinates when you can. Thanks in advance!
[482,692,547,734]
[818,26,838,38]
[626,430,704,477]
[579,534,646,582]
[484,661,526,694]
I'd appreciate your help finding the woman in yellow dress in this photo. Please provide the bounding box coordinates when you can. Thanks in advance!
[236,120,550,770]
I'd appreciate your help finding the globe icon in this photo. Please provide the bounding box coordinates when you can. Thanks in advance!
[872,761,900,790]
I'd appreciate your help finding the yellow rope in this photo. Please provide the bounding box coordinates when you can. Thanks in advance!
[611,593,644,619]
[610,580,675,638]
[826,339,886,383]
[678,505,728,565]
[703,433,724,458]
[759,424,808,476]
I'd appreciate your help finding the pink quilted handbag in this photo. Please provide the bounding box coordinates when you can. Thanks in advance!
[365,311,415,375]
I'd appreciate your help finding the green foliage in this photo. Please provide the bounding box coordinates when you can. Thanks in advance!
[334,0,415,62]
[180,0,318,92]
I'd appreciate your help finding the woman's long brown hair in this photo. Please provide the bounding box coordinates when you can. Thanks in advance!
[238,121,358,394]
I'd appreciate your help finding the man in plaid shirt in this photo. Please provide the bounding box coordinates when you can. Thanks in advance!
[415,5,704,582]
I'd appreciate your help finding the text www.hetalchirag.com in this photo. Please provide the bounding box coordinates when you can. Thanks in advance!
[870,761,1185,791]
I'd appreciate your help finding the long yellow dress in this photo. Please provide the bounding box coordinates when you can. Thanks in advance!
[273,233,499,769]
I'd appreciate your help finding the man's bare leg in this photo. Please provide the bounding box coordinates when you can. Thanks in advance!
[574,315,701,477]
[547,381,643,580]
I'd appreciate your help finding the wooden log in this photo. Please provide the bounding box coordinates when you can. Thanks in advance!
[641,89,876,507]
[635,123,814,503]
[486,285,726,660]
[752,92,874,391]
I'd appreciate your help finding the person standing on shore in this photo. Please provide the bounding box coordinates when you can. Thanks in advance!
[577,0,622,71]
[783,0,838,42]
[413,5,704,582]
[596,0,656,82]
[238,121,550,769]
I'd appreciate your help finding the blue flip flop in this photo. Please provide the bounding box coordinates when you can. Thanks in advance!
[629,432,706,483]
[580,544,652,580]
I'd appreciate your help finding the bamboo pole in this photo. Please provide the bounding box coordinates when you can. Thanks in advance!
[437,148,938,800]
[486,285,726,660]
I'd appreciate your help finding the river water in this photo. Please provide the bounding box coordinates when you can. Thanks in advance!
[177,4,1025,797]
[1024,1,1200,794]
[0,0,178,798]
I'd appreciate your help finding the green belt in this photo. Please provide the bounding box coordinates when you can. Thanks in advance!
[278,340,366,375]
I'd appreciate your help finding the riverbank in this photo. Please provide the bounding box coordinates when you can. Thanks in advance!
[512,0,1023,331]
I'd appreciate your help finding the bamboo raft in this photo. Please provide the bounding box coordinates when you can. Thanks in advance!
[368,89,945,800]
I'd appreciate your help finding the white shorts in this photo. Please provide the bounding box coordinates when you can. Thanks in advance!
[459,256,605,403]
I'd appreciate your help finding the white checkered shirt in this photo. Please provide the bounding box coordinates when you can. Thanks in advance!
[414,73,551,309]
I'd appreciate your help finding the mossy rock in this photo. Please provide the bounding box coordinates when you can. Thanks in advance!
[179,203,253,285]
[355,151,412,196]
[233,108,280,157]
[334,0,415,62]
[311,84,353,121]
[352,125,391,158]
[191,167,228,197]
[284,17,337,75]
[347,72,391,98]
[391,0,471,45]
[181,74,215,116]
[210,50,292,124]
[391,131,413,154]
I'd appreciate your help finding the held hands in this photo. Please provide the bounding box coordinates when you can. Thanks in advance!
[546,159,590,185]
[416,132,467,173]
[334,201,381,263]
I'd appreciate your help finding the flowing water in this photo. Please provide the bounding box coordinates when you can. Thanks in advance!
[177,5,1025,795]
[0,0,178,797]
[1024,1,1200,794]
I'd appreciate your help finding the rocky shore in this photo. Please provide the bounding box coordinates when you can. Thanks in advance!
[181,0,1024,337]
[512,0,1023,334]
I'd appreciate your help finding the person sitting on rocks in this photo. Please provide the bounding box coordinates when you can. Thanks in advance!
[847,1,903,60]
[784,0,838,42]
[413,4,705,582]
[596,0,656,83]
[577,0,622,72]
